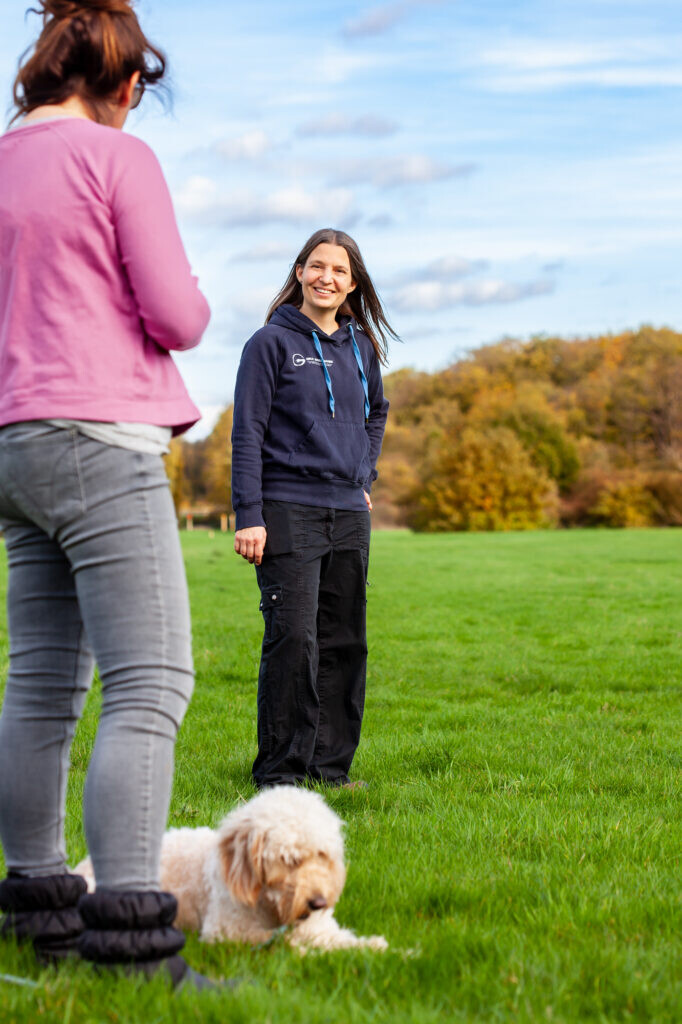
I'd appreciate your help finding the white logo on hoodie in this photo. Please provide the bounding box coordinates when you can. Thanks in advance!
[292,353,333,368]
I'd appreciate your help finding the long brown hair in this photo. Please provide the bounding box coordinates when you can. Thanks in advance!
[265,228,398,365]
[11,0,166,125]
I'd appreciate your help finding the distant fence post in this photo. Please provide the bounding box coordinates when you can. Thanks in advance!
[220,513,228,533]
[186,513,193,532]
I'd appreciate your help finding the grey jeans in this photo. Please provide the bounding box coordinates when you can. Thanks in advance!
[0,423,193,890]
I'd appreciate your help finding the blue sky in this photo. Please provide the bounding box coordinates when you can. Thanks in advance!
[3,0,681,437]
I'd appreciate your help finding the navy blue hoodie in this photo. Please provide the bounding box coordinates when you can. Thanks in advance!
[231,304,389,530]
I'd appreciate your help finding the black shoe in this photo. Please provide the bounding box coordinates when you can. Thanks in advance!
[78,889,231,991]
[128,953,234,991]
[316,777,369,790]
[176,963,239,992]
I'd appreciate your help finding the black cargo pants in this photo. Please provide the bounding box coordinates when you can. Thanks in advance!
[252,499,370,788]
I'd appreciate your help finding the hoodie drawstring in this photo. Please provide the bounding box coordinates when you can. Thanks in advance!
[311,325,370,422]
[312,331,335,418]
[349,323,370,422]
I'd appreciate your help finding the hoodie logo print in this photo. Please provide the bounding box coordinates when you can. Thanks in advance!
[292,353,333,368]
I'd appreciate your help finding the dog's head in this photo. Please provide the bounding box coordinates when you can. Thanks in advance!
[217,787,346,926]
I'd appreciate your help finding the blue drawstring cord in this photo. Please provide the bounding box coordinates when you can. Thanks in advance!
[349,323,370,422]
[311,324,370,421]
[311,331,335,417]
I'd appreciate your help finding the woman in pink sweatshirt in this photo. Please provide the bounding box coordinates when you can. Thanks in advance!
[0,0,216,990]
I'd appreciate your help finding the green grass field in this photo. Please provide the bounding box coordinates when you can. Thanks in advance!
[0,528,680,1023]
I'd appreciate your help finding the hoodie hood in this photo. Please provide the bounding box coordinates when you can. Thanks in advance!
[269,305,369,421]
[269,303,353,344]
[231,304,390,529]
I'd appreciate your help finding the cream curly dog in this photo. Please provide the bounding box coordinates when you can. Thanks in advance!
[77,786,387,952]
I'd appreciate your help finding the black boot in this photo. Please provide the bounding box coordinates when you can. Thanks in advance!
[0,872,87,964]
[77,890,220,991]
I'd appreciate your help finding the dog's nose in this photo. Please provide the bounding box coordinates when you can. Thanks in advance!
[308,896,328,911]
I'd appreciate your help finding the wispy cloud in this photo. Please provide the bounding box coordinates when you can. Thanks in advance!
[213,130,273,160]
[296,113,399,138]
[229,243,294,263]
[342,0,439,39]
[329,156,476,187]
[391,277,554,312]
[310,49,392,84]
[474,35,682,91]
[418,256,488,280]
[480,40,642,72]
[175,177,359,227]
[387,256,487,287]
[367,213,395,229]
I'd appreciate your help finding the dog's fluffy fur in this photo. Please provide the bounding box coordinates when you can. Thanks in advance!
[76,786,387,952]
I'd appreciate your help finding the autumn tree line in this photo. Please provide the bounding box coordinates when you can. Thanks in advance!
[165,326,682,531]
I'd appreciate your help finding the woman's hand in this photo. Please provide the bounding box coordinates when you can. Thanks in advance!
[234,527,267,565]
[363,490,373,511]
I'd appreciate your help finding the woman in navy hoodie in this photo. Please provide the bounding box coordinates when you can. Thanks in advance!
[232,228,397,790]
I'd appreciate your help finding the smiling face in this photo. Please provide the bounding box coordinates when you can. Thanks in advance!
[296,242,357,330]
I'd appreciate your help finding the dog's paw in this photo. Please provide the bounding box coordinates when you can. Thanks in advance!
[290,917,388,952]
[72,857,96,893]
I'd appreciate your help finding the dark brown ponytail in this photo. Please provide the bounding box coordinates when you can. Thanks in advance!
[265,228,398,365]
[11,0,166,125]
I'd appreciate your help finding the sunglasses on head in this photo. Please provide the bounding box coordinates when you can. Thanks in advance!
[130,79,144,110]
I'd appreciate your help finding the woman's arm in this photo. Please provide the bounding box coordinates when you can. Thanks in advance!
[364,350,390,494]
[231,329,279,547]
[111,138,210,351]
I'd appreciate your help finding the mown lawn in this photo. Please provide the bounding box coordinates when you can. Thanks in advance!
[0,528,680,1023]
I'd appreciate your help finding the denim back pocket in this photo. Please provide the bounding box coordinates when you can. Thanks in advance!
[2,427,85,537]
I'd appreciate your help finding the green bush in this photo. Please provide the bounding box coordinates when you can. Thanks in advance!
[647,470,682,526]
[499,408,580,491]
[404,426,558,532]
[588,477,658,527]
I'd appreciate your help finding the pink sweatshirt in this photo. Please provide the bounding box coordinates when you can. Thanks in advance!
[0,117,210,434]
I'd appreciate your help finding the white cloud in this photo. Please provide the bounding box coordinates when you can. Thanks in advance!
[391,278,554,312]
[387,255,487,287]
[484,67,682,91]
[230,242,294,263]
[342,0,440,38]
[174,176,219,217]
[474,35,682,91]
[214,130,273,160]
[480,40,644,72]
[329,156,476,187]
[174,178,359,227]
[310,49,392,84]
[296,113,399,138]
[367,213,395,229]
[419,256,488,280]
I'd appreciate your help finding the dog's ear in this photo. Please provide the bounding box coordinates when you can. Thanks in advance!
[218,823,264,907]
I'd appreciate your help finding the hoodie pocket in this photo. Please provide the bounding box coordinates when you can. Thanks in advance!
[288,420,371,486]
